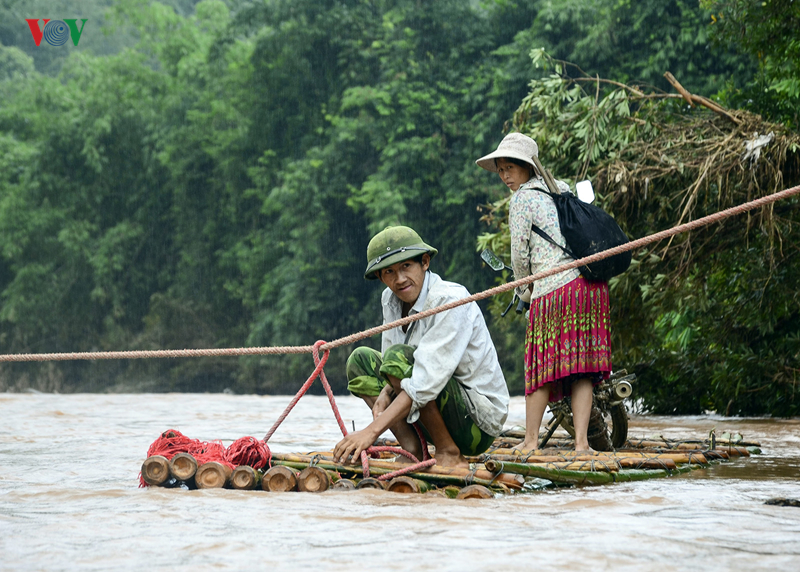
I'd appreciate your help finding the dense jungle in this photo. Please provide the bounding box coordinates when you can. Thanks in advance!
[0,0,798,416]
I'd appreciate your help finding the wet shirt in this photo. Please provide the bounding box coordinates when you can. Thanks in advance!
[380,271,509,436]
[509,176,581,300]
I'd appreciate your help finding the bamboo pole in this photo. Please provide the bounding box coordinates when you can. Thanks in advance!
[168,452,198,481]
[386,476,431,494]
[272,458,521,490]
[195,461,232,489]
[624,439,705,450]
[261,465,298,492]
[270,453,524,489]
[614,450,709,465]
[332,478,357,490]
[142,455,171,486]
[487,448,709,465]
[230,465,261,490]
[297,466,331,493]
[478,453,677,470]
[443,485,462,499]
[484,459,669,486]
[355,477,386,490]
[715,446,750,458]
[456,485,494,499]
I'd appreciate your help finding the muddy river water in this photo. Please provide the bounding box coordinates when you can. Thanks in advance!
[1,392,798,571]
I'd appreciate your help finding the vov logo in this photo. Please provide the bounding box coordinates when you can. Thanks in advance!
[25,19,88,47]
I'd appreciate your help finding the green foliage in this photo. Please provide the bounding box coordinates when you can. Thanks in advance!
[3,0,793,418]
[479,48,800,415]
[702,0,800,129]
[528,0,756,95]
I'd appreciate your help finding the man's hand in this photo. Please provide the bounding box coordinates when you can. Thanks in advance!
[333,429,377,464]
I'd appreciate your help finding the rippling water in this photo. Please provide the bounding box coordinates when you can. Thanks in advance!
[1,393,799,571]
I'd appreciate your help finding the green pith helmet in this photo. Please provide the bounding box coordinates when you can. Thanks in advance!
[364,226,438,280]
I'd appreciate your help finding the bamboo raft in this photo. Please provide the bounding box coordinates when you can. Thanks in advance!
[140,429,761,497]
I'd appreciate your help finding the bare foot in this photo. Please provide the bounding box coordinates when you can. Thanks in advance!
[434,450,469,469]
[515,440,538,452]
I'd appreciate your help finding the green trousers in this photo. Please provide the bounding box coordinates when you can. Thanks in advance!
[346,344,494,456]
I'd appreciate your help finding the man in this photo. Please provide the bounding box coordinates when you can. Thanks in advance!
[333,226,509,468]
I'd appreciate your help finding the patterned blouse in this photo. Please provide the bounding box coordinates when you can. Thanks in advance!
[509,176,581,300]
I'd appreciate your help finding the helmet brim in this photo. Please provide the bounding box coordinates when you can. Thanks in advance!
[364,245,437,280]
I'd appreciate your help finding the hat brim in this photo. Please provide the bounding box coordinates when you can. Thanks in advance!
[364,246,437,280]
[475,149,537,173]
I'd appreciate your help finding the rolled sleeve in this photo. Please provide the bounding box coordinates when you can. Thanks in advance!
[400,303,472,424]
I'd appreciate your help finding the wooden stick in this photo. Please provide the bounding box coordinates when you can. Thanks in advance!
[141,455,171,486]
[168,453,198,481]
[261,465,298,492]
[230,466,260,490]
[456,484,494,499]
[195,461,232,489]
[663,72,743,125]
[297,466,331,493]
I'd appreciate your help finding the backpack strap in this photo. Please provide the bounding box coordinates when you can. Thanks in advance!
[529,187,576,259]
[530,221,575,259]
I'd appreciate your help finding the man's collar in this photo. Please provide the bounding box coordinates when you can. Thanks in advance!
[384,270,431,313]
[408,271,431,314]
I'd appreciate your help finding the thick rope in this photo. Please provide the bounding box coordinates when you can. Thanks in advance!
[263,341,331,442]
[263,341,435,478]
[1,184,796,363]
[320,183,800,351]
[128,186,799,483]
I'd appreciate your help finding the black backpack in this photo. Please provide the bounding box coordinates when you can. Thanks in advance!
[528,184,632,282]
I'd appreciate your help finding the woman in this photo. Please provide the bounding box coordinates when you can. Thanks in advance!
[476,132,612,452]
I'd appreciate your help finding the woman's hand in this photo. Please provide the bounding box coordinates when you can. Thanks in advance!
[333,429,377,464]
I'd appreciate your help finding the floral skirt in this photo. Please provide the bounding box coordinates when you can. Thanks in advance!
[524,276,612,402]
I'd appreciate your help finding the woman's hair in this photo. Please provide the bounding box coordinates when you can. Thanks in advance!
[496,157,535,176]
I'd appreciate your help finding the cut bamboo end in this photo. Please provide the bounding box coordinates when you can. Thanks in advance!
[230,465,260,490]
[456,484,494,499]
[443,485,462,499]
[332,478,357,490]
[262,465,298,492]
[386,476,430,494]
[297,466,331,493]
[195,461,232,489]
[169,452,198,481]
[355,477,386,490]
[142,455,171,486]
